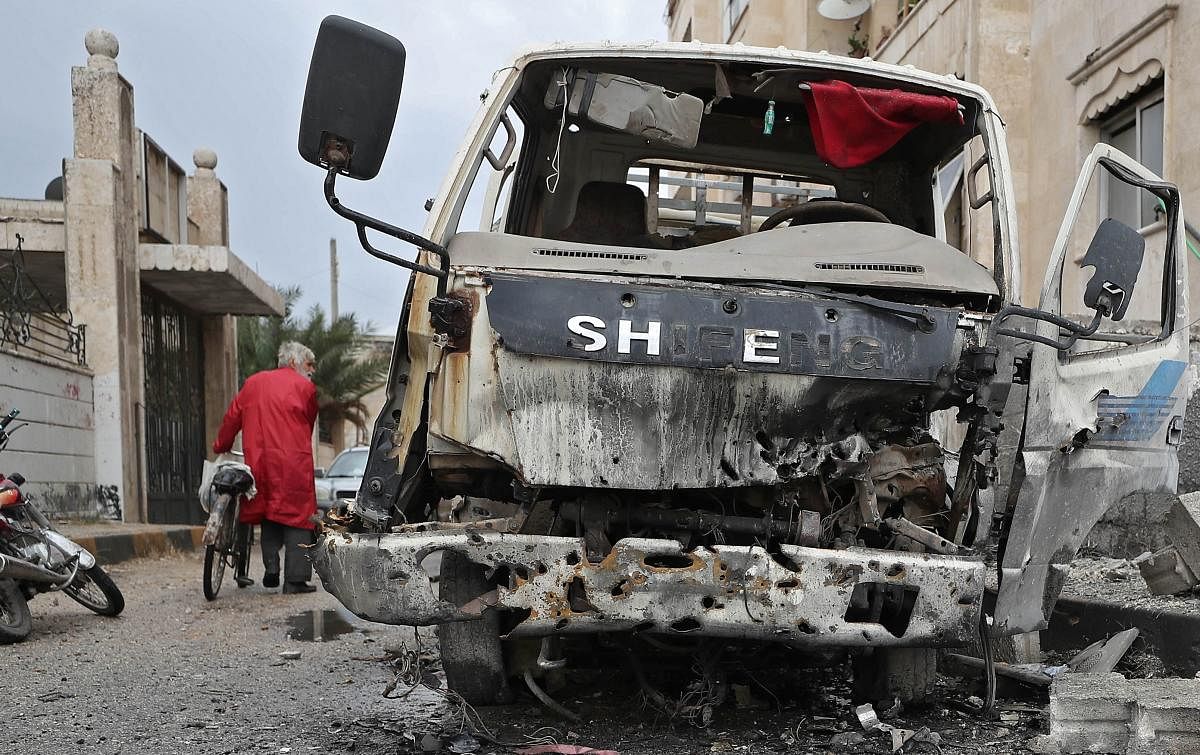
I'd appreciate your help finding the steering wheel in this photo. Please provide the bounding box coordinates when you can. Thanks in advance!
[757,199,891,231]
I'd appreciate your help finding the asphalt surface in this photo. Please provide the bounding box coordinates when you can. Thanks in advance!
[0,550,431,755]
[1,550,1047,755]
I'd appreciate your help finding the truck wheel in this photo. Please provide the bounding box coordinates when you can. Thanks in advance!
[852,647,937,707]
[438,551,513,705]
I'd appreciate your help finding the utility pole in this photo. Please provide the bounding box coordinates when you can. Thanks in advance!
[329,237,339,320]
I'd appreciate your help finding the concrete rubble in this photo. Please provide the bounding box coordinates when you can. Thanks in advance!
[1135,492,1200,595]
[1033,673,1200,754]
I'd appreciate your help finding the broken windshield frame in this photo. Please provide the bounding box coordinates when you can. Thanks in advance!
[432,53,1018,305]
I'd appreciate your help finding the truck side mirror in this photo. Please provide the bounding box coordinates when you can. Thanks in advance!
[314,467,327,479]
[1080,217,1145,321]
[298,15,406,180]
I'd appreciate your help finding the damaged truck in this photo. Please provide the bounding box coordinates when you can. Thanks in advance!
[296,16,1191,705]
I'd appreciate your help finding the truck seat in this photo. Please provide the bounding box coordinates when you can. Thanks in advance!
[554,181,650,246]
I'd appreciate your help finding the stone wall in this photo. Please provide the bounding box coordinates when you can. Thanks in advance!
[0,349,105,520]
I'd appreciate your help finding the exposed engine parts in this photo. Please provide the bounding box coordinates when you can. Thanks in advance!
[431,429,969,560]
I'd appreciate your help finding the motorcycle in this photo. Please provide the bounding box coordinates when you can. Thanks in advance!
[0,408,125,643]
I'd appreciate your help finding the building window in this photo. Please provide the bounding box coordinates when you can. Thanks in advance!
[898,0,924,22]
[722,0,749,42]
[1100,87,1164,229]
[318,416,332,444]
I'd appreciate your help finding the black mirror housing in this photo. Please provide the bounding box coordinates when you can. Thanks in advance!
[298,16,406,180]
[1081,217,1146,321]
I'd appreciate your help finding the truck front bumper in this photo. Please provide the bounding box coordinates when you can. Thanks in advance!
[313,530,984,647]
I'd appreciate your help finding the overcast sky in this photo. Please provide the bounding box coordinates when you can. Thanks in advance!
[0,1,665,332]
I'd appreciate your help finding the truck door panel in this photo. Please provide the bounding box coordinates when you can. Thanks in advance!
[993,144,1189,634]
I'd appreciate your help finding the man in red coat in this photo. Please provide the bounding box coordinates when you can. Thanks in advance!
[213,341,320,593]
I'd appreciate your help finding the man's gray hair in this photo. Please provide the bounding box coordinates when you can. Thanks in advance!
[278,341,315,369]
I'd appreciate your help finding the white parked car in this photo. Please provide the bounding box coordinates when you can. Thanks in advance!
[314,446,368,510]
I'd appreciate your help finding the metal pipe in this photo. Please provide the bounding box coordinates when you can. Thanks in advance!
[0,553,71,585]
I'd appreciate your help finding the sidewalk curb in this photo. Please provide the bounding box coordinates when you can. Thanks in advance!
[1045,595,1200,677]
[70,527,205,566]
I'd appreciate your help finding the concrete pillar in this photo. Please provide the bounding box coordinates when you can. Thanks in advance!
[187,148,239,454]
[63,29,145,521]
[965,0,1033,302]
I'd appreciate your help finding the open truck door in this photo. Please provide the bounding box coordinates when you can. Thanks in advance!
[992,143,1190,634]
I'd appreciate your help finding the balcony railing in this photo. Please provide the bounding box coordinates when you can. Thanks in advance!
[0,234,86,366]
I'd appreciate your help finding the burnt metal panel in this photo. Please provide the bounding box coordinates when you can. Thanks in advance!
[485,273,958,383]
[314,530,984,647]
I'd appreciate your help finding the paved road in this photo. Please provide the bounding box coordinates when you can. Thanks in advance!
[0,549,436,755]
[1,550,1042,755]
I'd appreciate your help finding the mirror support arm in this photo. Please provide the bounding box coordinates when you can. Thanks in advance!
[991,305,1103,351]
[323,169,450,296]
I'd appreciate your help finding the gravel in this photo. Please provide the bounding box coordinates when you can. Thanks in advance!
[0,550,431,754]
[1,550,1046,754]
[1063,556,1200,616]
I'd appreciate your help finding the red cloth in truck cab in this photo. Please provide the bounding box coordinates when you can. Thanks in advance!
[799,80,963,169]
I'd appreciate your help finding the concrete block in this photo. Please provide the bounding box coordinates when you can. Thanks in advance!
[1137,546,1199,595]
[1167,492,1200,577]
[1040,673,1200,754]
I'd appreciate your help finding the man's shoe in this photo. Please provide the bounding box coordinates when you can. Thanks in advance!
[234,575,255,588]
[262,572,280,589]
[283,581,317,594]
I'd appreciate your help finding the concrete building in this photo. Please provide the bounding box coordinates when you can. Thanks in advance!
[0,29,282,524]
[666,0,1199,314]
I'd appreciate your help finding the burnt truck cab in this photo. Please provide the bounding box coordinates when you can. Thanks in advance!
[298,17,1190,703]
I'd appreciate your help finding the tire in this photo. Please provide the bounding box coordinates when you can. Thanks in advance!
[203,494,238,601]
[438,551,513,705]
[64,565,125,617]
[0,578,31,643]
[852,647,937,707]
[203,544,225,601]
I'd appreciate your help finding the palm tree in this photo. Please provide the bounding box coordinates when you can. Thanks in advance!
[296,306,389,440]
[236,288,390,444]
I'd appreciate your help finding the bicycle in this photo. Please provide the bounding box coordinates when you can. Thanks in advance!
[200,454,256,601]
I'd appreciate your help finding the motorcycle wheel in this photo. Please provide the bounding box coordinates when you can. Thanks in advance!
[63,565,125,617]
[0,578,31,643]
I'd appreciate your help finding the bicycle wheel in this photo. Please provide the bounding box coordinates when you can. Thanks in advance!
[202,493,236,601]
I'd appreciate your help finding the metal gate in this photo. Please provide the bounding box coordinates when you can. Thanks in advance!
[142,291,206,523]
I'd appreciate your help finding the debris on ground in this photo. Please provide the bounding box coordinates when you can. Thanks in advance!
[515,746,620,755]
[855,702,941,753]
[1169,492,1200,576]
[1067,628,1140,674]
[446,732,481,753]
[943,628,1141,698]
[1136,546,1199,595]
[339,636,1199,753]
